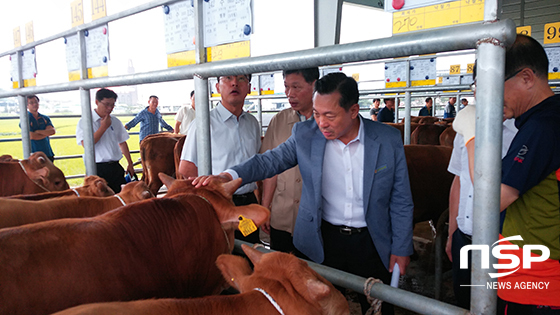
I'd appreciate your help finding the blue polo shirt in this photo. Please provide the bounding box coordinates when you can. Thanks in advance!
[26,111,55,157]
[125,107,173,142]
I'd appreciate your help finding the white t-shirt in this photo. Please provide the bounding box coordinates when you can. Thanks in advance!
[76,110,130,163]
[174,106,196,135]
[447,119,517,235]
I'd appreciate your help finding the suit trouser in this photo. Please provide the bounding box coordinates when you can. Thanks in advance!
[96,161,126,194]
[232,192,260,244]
[270,226,308,259]
[451,228,472,309]
[321,220,393,315]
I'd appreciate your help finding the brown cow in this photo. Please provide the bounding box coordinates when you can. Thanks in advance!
[439,126,457,147]
[405,145,454,224]
[418,116,440,124]
[0,181,153,229]
[140,133,185,195]
[52,244,349,315]
[0,152,69,196]
[0,178,269,315]
[385,122,419,143]
[410,124,447,145]
[6,176,114,200]
[174,134,186,180]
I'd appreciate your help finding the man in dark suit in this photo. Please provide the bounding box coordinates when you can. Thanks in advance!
[193,73,414,315]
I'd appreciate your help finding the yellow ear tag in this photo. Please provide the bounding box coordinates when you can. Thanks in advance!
[238,215,257,237]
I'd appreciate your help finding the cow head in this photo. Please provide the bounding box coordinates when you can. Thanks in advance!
[117,181,154,204]
[21,152,69,191]
[159,173,269,236]
[216,244,350,315]
[80,176,115,197]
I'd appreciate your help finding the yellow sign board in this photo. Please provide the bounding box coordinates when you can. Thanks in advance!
[466,63,474,74]
[392,0,484,34]
[352,73,360,82]
[25,22,34,44]
[167,51,196,68]
[544,22,560,44]
[71,0,84,27]
[449,64,461,74]
[13,27,21,47]
[207,41,250,62]
[87,65,108,78]
[516,26,531,36]
[91,0,107,21]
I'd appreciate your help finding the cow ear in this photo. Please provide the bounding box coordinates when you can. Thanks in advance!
[216,253,253,291]
[141,190,153,199]
[32,167,49,181]
[221,178,242,198]
[241,243,264,265]
[159,173,175,188]
[306,278,331,301]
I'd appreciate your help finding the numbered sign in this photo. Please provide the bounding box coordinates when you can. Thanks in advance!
[91,0,107,21]
[449,64,461,74]
[466,63,474,74]
[71,0,84,27]
[544,22,560,45]
[25,22,34,44]
[13,27,21,47]
[516,26,531,36]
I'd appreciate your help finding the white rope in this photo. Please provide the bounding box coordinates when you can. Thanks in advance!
[114,195,126,206]
[364,277,383,315]
[254,288,285,315]
[19,161,50,192]
[72,188,80,197]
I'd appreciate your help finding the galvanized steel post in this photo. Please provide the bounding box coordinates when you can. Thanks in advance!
[404,60,411,144]
[78,30,97,176]
[16,51,31,159]
[470,41,506,314]
[193,0,212,176]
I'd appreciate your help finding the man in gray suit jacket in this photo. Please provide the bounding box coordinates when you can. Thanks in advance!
[193,73,413,314]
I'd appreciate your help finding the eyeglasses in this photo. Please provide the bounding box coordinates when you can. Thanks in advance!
[470,68,525,94]
[219,75,249,83]
[100,101,115,108]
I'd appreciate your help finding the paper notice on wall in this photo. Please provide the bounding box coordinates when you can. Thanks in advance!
[65,35,80,72]
[385,61,408,88]
[545,46,560,80]
[163,1,196,55]
[410,57,436,86]
[85,24,110,68]
[260,74,275,94]
[203,0,252,47]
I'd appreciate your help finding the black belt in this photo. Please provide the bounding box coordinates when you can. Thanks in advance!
[97,161,119,165]
[233,192,254,199]
[322,220,366,236]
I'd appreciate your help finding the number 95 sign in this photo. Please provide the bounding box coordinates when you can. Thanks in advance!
[544,22,560,44]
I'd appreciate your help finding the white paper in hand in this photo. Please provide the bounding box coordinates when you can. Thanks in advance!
[391,263,400,288]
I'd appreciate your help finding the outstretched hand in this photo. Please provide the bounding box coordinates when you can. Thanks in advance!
[190,172,233,188]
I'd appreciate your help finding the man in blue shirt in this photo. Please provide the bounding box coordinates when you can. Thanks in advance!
[444,97,457,118]
[125,95,174,142]
[418,97,433,116]
[24,95,56,162]
[377,98,396,123]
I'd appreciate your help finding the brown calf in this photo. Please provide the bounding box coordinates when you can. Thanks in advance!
[6,176,115,200]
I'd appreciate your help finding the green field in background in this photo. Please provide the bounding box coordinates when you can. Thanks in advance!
[0,115,176,187]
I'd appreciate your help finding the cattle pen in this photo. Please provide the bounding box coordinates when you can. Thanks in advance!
[1,0,558,314]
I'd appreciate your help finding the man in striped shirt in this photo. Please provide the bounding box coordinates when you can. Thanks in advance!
[125,95,174,142]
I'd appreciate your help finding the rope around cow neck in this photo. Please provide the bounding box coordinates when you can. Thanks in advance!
[114,195,126,206]
[72,188,80,197]
[18,161,50,192]
[253,287,285,315]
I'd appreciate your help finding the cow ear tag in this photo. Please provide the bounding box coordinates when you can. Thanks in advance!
[238,215,257,237]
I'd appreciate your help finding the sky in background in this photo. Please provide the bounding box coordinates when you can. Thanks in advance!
[0,0,472,109]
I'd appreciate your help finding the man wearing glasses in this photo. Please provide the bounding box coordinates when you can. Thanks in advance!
[76,88,135,193]
[454,35,560,313]
[178,74,262,243]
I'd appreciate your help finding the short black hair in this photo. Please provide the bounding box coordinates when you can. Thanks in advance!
[27,95,39,102]
[425,97,432,103]
[149,95,158,100]
[373,98,380,103]
[461,98,468,103]
[190,90,195,98]
[216,74,252,82]
[283,68,320,84]
[505,34,549,80]
[96,88,118,102]
[314,72,359,111]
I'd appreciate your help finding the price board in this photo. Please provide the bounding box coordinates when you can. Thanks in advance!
[385,61,408,88]
[207,41,250,62]
[544,22,560,45]
[25,22,34,44]
[13,27,21,47]
[392,0,484,35]
[71,0,84,28]
[516,26,531,36]
[440,75,461,85]
[91,0,107,21]
[545,46,560,80]
[410,57,436,86]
